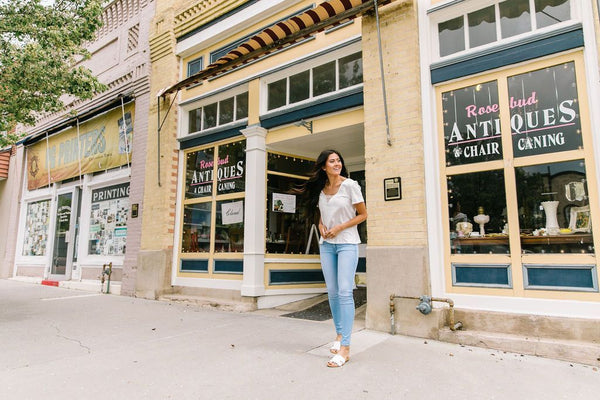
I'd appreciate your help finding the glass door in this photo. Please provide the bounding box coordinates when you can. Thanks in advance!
[50,192,76,279]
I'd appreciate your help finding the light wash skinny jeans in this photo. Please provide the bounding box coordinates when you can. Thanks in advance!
[319,241,358,346]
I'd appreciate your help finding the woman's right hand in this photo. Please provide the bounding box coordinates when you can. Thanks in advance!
[319,224,327,237]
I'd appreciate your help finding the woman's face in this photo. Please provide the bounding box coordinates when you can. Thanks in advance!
[322,152,342,176]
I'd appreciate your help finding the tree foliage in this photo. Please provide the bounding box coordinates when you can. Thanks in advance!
[0,0,106,138]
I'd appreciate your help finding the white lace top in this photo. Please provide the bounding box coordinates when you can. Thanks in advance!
[318,178,364,244]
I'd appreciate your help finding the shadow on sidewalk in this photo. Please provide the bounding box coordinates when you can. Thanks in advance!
[282,287,366,321]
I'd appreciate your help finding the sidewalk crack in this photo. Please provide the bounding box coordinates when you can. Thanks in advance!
[52,324,91,353]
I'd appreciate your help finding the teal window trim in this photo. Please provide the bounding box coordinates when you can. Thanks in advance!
[179,124,246,150]
[431,26,583,84]
[260,89,363,129]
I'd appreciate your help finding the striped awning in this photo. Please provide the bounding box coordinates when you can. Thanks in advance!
[160,0,391,97]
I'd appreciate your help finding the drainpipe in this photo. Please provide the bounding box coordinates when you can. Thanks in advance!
[389,294,463,335]
[373,0,392,146]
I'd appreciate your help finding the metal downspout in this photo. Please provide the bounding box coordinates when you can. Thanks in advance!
[157,96,161,187]
[374,0,391,146]
[156,90,179,187]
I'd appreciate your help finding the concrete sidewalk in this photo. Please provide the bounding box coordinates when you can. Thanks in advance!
[1,279,598,400]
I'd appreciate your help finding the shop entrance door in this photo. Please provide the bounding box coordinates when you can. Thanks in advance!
[50,191,78,280]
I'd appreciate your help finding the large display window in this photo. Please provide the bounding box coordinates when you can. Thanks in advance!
[180,138,246,275]
[22,199,51,256]
[439,53,598,295]
[266,152,315,255]
[88,183,129,256]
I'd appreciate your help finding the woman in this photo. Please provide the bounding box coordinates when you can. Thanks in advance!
[294,149,367,367]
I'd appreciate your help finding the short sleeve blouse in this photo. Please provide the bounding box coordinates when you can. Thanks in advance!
[318,178,364,244]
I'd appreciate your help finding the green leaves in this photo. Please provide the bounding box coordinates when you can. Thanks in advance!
[0,0,105,135]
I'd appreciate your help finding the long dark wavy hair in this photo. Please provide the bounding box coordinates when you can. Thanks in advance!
[291,149,349,219]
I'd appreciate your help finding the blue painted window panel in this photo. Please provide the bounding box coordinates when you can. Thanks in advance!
[270,269,325,285]
[214,260,243,274]
[526,266,595,289]
[181,259,209,272]
[454,265,510,285]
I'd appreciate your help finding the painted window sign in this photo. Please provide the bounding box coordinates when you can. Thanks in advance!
[508,61,582,157]
[442,81,503,166]
[88,182,129,256]
[185,140,246,199]
[186,147,214,198]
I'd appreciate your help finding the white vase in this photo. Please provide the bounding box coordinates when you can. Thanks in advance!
[473,213,489,236]
[541,201,560,235]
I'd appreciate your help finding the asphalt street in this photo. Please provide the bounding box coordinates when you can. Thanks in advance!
[1,279,598,400]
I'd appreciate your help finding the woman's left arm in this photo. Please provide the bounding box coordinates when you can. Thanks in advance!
[323,202,367,238]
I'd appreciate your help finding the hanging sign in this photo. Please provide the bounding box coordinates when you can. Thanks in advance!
[272,193,296,213]
[221,200,244,225]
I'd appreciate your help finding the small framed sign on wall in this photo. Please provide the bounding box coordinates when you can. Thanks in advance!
[384,177,401,201]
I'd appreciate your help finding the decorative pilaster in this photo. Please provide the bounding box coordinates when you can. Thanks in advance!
[240,125,267,296]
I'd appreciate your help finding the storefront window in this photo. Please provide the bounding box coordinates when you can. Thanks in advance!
[338,53,363,89]
[290,71,310,104]
[182,203,212,253]
[88,183,129,256]
[185,147,214,199]
[203,102,217,130]
[180,139,246,261]
[219,97,234,125]
[188,92,248,134]
[266,153,317,255]
[508,61,582,158]
[448,170,509,254]
[215,199,244,253]
[439,54,594,292]
[22,199,51,256]
[535,0,570,28]
[437,1,572,58]
[313,61,336,97]
[442,80,503,166]
[468,6,496,48]
[268,79,287,110]
[500,0,531,38]
[216,140,245,196]
[236,93,248,120]
[516,160,593,254]
[266,51,363,111]
[438,16,465,57]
